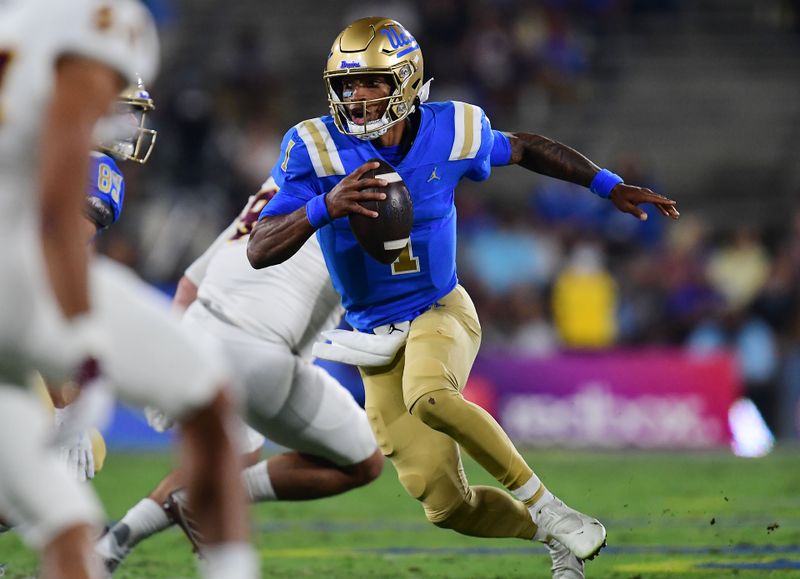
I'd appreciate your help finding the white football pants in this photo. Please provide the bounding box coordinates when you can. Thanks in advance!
[182,301,377,465]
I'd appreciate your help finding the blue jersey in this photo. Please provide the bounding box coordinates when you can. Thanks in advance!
[87,152,125,225]
[263,101,503,331]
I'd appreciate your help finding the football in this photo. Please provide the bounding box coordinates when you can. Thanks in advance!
[349,158,414,264]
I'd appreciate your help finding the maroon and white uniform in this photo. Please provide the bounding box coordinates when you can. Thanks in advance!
[180,177,377,463]
[0,0,229,549]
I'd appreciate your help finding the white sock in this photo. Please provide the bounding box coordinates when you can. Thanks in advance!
[113,498,172,547]
[510,474,544,503]
[242,460,276,502]
[530,488,555,514]
[200,542,259,579]
[511,475,557,542]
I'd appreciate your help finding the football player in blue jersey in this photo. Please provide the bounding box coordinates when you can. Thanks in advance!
[84,80,155,233]
[248,16,679,578]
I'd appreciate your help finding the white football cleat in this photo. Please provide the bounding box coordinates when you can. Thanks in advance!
[533,498,606,561]
[545,537,585,579]
[96,525,132,574]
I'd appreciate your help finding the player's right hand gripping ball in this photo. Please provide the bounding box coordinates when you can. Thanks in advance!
[349,158,413,264]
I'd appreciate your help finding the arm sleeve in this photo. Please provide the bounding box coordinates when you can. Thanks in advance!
[463,108,497,182]
[58,0,160,85]
[261,127,321,218]
[489,130,512,166]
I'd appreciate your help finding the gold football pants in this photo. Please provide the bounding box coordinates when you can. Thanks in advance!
[360,285,535,539]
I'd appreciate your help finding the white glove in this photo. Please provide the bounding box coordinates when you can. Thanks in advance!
[145,405,175,433]
[53,423,95,482]
[50,381,115,446]
[49,380,114,483]
[312,321,410,367]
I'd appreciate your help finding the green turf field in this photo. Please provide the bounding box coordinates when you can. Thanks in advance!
[1,448,798,578]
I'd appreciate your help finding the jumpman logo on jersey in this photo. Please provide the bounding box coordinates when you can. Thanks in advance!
[427,167,441,182]
[387,323,404,335]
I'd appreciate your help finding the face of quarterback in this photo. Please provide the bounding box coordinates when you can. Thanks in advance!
[340,74,393,126]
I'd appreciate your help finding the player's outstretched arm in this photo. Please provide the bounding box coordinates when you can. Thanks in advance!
[506,132,680,221]
[248,161,387,268]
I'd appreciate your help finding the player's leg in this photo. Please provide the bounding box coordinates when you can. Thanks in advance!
[98,442,263,572]
[360,353,536,538]
[0,386,104,579]
[90,258,255,578]
[244,356,383,500]
[401,285,605,560]
[0,245,110,578]
[181,300,383,501]
[402,285,533,488]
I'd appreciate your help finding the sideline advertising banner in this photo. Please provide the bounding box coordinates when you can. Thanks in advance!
[468,350,740,449]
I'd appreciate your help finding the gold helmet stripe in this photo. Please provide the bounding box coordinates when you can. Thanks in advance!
[297,119,346,177]
[449,102,483,161]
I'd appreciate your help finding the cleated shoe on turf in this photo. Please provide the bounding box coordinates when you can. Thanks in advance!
[95,524,132,574]
[533,498,606,561]
[163,490,206,557]
[545,537,585,579]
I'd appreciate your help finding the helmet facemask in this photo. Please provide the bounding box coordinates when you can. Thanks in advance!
[96,84,157,163]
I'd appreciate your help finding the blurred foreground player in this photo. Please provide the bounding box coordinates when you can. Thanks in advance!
[46,79,157,484]
[98,177,383,572]
[249,16,679,578]
[0,1,256,577]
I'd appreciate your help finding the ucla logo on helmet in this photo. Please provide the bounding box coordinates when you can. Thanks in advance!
[339,60,362,69]
[380,26,418,57]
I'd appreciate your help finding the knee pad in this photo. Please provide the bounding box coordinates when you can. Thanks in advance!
[392,440,467,524]
[398,471,466,527]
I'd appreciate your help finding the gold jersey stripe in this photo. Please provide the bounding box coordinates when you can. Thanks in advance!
[296,118,345,177]
[458,104,476,159]
[449,102,482,161]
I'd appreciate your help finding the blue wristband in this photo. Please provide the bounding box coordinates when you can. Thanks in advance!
[305,194,332,229]
[590,169,623,199]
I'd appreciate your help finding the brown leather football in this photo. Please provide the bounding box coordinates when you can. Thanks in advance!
[349,158,413,264]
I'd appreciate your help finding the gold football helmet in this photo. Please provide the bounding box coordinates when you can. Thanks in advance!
[97,78,157,163]
[324,17,424,140]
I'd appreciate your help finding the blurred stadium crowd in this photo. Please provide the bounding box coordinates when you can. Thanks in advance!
[103,0,800,435]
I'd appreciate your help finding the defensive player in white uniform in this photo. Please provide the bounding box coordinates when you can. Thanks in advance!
[47,79,158,485]
[0,1,257,577]
[97,177,383,571]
